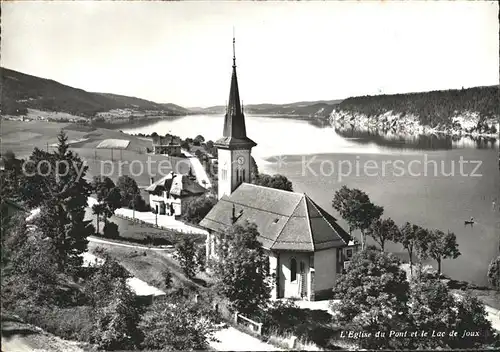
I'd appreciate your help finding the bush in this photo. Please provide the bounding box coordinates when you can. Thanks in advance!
[196,245,206,272]
[258,300,336,348]
[92,280,144,350]
[103,222,120,239]
[140,297,217,351]
[162,269,173,289]
[14,306,95,342]
[174,237,197,279]
[181,196,217,225]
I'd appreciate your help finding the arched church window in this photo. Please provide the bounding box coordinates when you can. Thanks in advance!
[291,258,297,282]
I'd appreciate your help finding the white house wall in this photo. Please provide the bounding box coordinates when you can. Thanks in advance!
[149,193,190,216]
[314,247,337,293]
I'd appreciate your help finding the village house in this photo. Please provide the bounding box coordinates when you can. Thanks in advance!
[200,37,358,301]
[152,135,182,156]
[146,170,207,217]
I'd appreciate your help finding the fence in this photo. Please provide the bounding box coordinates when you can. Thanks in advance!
[234,312,263,335]
[114,212,197,235]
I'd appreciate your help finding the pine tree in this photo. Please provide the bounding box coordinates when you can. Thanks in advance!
[22,130,94,271]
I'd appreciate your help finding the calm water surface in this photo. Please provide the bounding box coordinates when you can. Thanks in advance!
[123,114,500,285]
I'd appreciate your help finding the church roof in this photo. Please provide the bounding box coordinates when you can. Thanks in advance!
[145,172,207,197]
[215,36,257,149]
[199,183,351,251]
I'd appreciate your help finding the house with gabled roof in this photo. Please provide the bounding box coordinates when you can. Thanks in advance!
[200,36,357,301]
[146,171,207,217]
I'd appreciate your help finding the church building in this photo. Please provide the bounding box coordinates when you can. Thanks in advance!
[200,37,357,301]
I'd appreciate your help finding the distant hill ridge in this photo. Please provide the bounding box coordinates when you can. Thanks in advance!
[0,67,189,117]
[192,99,343,117]
[2,67,498,136]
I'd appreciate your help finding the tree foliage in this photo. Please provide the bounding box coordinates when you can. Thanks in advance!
[22,130,94,271]
[336,85,499,129]
[91,280,144,350]
[0,150,24,201]
[487,256,500,290]
[408,277,495,349]
[426,230,460,275]
[2,228,59,310]
[174,237,198,279]
[252,173,293,192]
[140,298,217,351]
[213,221,271,315]
[91,176,122,232]
[331,249,410,349]
[396,222,425,276]
[365,217,400,251]
[181,195,217,224]
[83,252,131,307]
[332,186,383,250]
[103,221,120,239]
[116,175,148,211]
[331,249,496,350]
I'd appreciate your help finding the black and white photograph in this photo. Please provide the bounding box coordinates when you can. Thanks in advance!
[1,1,499,351]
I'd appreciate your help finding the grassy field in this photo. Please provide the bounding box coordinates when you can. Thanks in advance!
[88,240,212,295]
[1,120,192,187]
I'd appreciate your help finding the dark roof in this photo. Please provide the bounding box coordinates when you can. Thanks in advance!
[152,135,181,146]
[145,172,207,197]
[215,42,256,150]
[200,183,351,251]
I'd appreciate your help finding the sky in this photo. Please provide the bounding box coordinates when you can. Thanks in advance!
[2,1,499,108]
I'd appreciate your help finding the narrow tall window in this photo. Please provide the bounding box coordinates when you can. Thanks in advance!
[236,168,239,182]
[243,170,246,182]
[291,258,297,282]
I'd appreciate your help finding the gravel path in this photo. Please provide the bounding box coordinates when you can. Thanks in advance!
[209,326,283,351]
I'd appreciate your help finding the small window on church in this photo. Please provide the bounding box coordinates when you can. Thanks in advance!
[346,249,353,258]
[291,258,297,282]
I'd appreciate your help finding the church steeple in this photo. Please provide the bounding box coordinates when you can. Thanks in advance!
[215,33,256,200]
[216,34,256,149]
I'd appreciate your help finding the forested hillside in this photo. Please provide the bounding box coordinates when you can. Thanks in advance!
[337,86,498,127]
[331,86,499,135]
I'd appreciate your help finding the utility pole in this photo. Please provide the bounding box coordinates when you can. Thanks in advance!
[133,190,136,221]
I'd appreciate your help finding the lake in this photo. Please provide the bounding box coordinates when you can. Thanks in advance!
[122,114,500,286]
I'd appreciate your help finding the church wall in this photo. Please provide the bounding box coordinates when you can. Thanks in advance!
[267,251,279,300]
[217,148,253,200]
[217,149,233,199]
[314,248,337,295]
[278,251,311,299]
